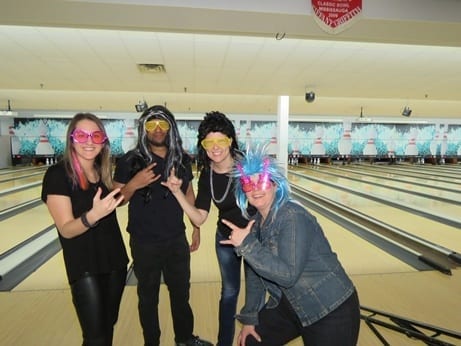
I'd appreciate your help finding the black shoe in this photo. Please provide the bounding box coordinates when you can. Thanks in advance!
[176,335,213,346]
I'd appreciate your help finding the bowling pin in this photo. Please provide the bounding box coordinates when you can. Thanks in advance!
[363,127,377,156]
[338,121,352,158]
[35,120,55,156]
[405,128,419,157]
[122,119,137,153]
[311,127,326,156]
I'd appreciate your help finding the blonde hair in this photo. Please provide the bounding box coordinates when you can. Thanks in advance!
[63,113,113,190]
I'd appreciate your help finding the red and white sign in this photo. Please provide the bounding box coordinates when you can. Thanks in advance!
[312,0,362,34]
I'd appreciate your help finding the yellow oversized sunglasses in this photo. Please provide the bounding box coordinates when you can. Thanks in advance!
[201,137,232,150]
[145,119,170,132]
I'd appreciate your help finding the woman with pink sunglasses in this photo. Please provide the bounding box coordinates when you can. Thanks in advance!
[42,112,128,345]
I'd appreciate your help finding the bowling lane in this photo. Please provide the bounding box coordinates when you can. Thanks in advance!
[12,252,69,291]
[5,166,451,292]
[0,204,54,254]
[318,165,461,203]
[330,164,461,191]
[289,170,461,254]
[0,166,45,213]
[0,184,42,211]
[351,164,461,184]
[0,171,44,185]
[0,176,42,195]
[13,205,131,291]
[0,166,47,175]
[308,211,416,275]
[13,194,417,291]
[296,166,460,221]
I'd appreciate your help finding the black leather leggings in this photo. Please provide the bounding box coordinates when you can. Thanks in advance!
[70,270,127,346]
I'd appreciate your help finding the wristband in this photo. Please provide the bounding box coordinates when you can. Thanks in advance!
[81,211,99,228]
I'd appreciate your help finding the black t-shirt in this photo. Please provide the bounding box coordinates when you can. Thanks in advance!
[41,162,129,283]
[113,150,194,243]
[195,167,254,238]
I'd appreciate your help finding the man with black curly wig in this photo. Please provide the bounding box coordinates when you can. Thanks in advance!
[163,111,255,346]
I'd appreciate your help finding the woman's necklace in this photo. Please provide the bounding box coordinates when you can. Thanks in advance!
[210,167,232,204]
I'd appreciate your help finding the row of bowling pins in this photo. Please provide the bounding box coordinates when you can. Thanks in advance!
[288,157,321,165]
[415,157,446,164]
[311,157,322,165]
[288,156,299,165]
[45,157,57,165]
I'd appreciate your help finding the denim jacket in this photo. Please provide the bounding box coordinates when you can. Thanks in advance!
[235,200,355,327]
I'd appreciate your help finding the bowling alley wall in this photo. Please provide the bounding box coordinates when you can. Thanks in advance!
[5,116,461,166]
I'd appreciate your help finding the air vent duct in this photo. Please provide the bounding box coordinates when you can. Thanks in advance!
[137,64,166,73]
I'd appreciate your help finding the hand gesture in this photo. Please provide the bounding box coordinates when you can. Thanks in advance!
[237,325,261,346]
[219,219,255,247]
[161,167,183,194]
[132,162,161,189]
[91,187,124,220]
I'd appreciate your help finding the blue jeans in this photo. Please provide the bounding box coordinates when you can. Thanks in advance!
[245,290,360,346]
[70,270,127,346]
[130,235,194,346]
[215,231,242,346]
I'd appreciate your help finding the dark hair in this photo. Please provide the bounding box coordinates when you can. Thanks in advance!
[196,111,241,172]
[63,112,112,189]
[133,105,187,179]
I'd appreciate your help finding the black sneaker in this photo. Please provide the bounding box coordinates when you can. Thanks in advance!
[175,335,213,346]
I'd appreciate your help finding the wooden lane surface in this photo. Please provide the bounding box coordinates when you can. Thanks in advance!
[1,165,460,345]
[289,170,461,255]
[350,163,461,183]
[0,204,54,254]
[291,167,460,220]
[1,269,460,346]
[324,164,461,199]
[14,198,416,292]
[9,203,429,346]
[0,185,42,212]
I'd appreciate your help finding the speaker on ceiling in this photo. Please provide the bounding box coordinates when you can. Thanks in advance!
[135,100,148,112]
[305,91,315,103]
[402,106,412,117]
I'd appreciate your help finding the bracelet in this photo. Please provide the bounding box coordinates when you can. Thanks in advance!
[81,211,99,228]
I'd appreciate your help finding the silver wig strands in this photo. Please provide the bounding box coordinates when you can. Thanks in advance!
[135,105,186,179]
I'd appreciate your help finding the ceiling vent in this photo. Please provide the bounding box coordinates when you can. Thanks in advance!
[137,63,166,73]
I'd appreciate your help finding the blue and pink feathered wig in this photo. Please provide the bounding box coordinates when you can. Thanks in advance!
[233,146,291,219]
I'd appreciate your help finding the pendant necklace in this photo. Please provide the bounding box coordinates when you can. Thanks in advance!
[210,166,232,203]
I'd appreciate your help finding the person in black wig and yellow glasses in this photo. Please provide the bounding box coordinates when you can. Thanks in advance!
[113,105,213,346]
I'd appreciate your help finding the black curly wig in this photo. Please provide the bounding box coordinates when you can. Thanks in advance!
[196,111,241,172]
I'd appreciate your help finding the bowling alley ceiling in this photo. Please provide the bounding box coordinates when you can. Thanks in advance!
[0,0,461,119]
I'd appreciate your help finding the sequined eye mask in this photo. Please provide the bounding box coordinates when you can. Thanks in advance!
[237,158,272,192]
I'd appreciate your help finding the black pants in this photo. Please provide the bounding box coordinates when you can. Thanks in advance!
[130,235,194,346]
[70,270,127,346]
[246,290,360,346]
